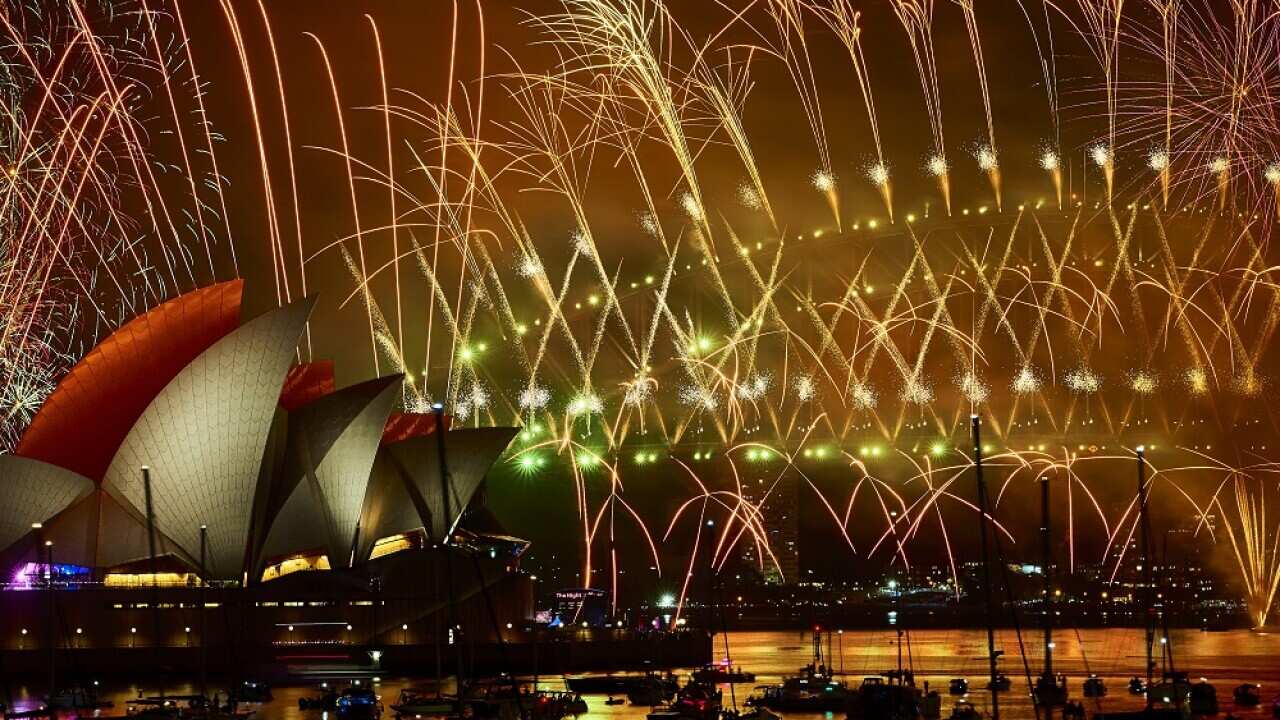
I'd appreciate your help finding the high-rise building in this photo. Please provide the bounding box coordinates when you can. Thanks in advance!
[739,471,799,584]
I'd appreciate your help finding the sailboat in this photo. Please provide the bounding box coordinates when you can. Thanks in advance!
[963,416,1001,720]
[1032,478,1068,708]
[134,470,255,720]
[1130,447,1219,717]
[749,630,850,712]
[1095,447,1218,720]
[645,566,725,720]
[846,588,939,719]
[30,523,112,713]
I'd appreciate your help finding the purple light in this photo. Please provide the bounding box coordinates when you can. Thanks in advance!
[7,562,90,590]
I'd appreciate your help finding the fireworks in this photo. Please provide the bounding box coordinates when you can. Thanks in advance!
[623,375,655,407]
[679,383,719,412]
[1090,144,1112,168]
[0,0,240,448]
[679,192,703,221]
[1232,369,1264,398]
[1216,477,1280,627]
[568,392,604,416]
[793,374,818,402]
[958,371,990,404]
[1065,368,1103,395]
[974,145,998,172]
[519,383,552,411]
[1184,368,1210,395]
[736,372,772,402]
[455,382,490,422]
[866,162,890,187]
[1012,366,1042,395]
[516,255,543,278]
[11,0,1280,618]
[811,170,836,193]
[851,382,878,410]
[1128,370,1159,396]
[737,184,763,209]
[900,378,934,405]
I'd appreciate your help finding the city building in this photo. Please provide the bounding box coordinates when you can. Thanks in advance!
[739,471,799,584]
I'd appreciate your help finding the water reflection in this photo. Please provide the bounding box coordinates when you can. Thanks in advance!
[6,629,1280,720]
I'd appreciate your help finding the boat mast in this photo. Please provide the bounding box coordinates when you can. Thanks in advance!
[41,529,55,699]
[706,511,738,709]
[200,525,208,701]
[143,466,165,701]
[432,403,466,715]
[971,415,1001,720]
[1136,446,1155,702]
[1159,532,1176,676]
[892,576,903,683]
[1041,477,1053,681]
[715,557,737,709]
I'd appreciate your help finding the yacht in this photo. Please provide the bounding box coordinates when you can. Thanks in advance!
[1147,671,1219,716]
[749,664,849,712]
[691,663,756,685]
[749,632,849,712]
[846,676,928,720]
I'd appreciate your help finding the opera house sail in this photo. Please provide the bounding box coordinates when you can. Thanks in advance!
[0,280,532,673]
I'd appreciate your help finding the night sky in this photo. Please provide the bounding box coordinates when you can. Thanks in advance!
[59,0,1264,600]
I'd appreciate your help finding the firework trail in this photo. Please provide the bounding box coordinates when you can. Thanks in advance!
[892,0,951,215]
[817,1,893,222]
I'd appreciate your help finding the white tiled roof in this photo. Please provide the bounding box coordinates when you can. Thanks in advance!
[103,297,314,579]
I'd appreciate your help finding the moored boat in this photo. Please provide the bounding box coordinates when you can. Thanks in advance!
[749,631,848,712]
[749,668,849,712]
[946,701,981,720]
[1032,673,1068,707]
[568,672,677,697]
[389,689,454,717]
[731,707,780,720]
[982,675,1010,692]
[1083,676,1107,698]
[46,685,113,710]
[336,687,382,720]
[846,676,922,720]
[1234,683,1261,706]
[691,663,756,685]
[625,675,680,705]
[232,682,272,704]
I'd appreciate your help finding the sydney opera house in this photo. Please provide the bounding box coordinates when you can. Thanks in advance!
[0,280,534,675]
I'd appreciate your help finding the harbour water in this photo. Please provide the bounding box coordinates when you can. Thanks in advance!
[6,628,1280,720]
